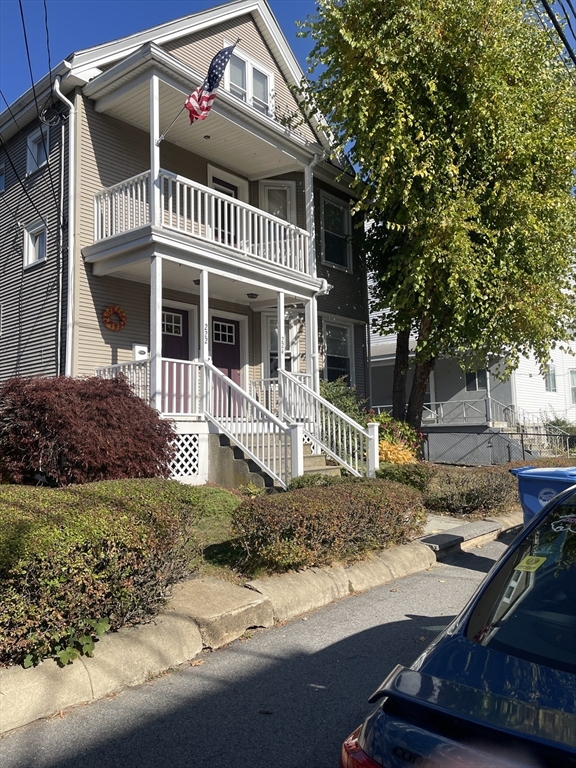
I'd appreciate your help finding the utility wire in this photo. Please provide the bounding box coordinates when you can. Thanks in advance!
[0,136,51,231]
[43,0,54,100]
[17,0,60,212]
[529,1,576,87]
[540,0,576,65]
[557,0,576,41]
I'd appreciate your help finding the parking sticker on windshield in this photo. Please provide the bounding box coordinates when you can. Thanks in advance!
[515,555,546,572]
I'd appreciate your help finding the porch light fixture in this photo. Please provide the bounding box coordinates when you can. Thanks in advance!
[246,293,258,299]
[203,135,211,140]
[193,279,200,285]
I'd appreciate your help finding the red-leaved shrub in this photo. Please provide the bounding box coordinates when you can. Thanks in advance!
[0,376,175,485]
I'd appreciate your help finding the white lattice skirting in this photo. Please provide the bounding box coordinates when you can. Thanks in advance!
[170,433,200,477]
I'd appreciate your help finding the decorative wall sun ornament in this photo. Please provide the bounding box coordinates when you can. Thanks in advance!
[102,305,127,332]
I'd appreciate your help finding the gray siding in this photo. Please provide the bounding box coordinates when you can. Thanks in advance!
[0,116,68,381]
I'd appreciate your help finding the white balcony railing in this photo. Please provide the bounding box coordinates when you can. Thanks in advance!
[94,169,310,275]
[94,358,151,401]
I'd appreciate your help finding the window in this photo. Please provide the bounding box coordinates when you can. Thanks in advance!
[545,364,557,392]
[213,321,235,344]
[570,370,576,405]
[268,317,294,378]
[465,369,487,392]
[26,126,49,175]
[0,163,5,192]
[24,221,47,267]
[321,192,351,270]
[324,322,352,384]
[162,311,182,336]
[260,180,296,224]
[226,50,273,115]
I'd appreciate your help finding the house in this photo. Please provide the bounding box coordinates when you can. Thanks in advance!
[0,0,379,488]
[370,323,576,464]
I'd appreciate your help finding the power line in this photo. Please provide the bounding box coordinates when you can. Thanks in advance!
[17,0,60,212]
[557,0,576,41]
[43,0,54,99]
[540,0,576,65]
[529,1,576,87]
[0,135,51,232]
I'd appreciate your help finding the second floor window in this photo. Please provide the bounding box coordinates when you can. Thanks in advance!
[571,370,576,405]
[324,322,352,384]
[227,52,272,115]
[27,126,49,175]
[321,192,352,270]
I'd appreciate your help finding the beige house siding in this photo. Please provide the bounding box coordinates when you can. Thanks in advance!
[161,14,317,144]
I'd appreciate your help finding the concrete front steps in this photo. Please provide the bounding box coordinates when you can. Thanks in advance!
[209,434,341,490]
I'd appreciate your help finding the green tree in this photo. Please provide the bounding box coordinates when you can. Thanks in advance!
[300,0,576,427]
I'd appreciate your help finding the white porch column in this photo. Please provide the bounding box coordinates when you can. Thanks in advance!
[150,255,162,412]
[277,290,286,420]
[200,270,210,413]
[150,74,161,227]
[306,295,320,393]
[304,156,318,278]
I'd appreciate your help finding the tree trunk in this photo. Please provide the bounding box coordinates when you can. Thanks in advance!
[392,328,410,421]
[406,356,436,428]
[406,315,434,429]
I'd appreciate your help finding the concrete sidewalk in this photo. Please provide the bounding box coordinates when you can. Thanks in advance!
[0,510,523,735]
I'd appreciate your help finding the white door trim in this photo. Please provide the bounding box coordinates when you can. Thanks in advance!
[161,300,198,361]
[207,164,249,203]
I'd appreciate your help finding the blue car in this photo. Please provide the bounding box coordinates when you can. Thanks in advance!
[340,487,576,768]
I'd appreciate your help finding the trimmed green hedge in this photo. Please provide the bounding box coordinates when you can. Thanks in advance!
[232,479,426,573]
[0,479,236,668]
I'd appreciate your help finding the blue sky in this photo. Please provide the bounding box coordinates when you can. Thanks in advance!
[0,0,318,107]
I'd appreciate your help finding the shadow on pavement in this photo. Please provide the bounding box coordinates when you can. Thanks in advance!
[1,613,456,768]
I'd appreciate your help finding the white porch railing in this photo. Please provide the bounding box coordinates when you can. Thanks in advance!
[94,358,151,401]
[251,374,312,414]
[204,361,296,488]
[278,370,378,477]
[94,171,150,241]
[94,169,310,275]
[161,359,203,416]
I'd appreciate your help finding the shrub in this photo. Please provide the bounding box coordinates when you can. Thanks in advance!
[0,478,204,668]
[369,410,423,454]
[287,472,345,490]
[379,440,416,464]
[377,462,434,492]
[0,376,175,485]
[424,466,517,516]
[232,479,426,573]
[319,376,367,423]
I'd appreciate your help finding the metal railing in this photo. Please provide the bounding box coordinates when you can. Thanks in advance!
[94,171,150,241]
[278,370,378,477]
[94,358,151,401]
[251,374,312,415]
[93,169,310,275]
[204,361,294,488]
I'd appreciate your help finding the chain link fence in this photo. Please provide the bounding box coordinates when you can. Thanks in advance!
[422,429,574,466]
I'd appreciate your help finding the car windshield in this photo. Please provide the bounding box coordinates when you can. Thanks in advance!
[467,493,576,674]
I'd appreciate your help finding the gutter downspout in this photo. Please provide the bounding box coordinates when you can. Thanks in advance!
[53,77,75,377]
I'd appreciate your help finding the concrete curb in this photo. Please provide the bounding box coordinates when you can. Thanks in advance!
[0,513,520,736]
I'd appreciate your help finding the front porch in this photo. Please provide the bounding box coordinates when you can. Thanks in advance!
[95,357,380,489]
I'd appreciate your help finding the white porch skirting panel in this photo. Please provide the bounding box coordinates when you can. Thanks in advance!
[169,420,209,485]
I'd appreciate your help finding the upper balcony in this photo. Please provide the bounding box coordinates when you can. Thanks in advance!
[93,169,311,277]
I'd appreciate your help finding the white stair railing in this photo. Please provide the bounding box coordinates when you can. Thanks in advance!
[204,361,297,489]
[278,370,379,477]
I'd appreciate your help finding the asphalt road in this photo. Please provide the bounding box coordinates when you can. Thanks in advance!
[0,535,515,768]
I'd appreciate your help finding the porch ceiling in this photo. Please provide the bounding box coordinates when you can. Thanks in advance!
[93,76,305,181]
[108,257,304,309]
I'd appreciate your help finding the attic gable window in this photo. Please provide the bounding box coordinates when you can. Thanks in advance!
[26,126,49,175]
[226,50,273,116]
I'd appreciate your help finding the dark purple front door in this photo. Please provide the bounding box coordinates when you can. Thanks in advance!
[212,317,241,383]
[162,307,189,360]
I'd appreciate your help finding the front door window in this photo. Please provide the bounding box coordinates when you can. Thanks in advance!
[162,308,188,360]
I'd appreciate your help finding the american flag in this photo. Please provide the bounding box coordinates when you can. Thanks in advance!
[185,44,236,124]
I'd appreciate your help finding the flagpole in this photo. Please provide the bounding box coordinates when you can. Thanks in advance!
[156,105,186,146]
